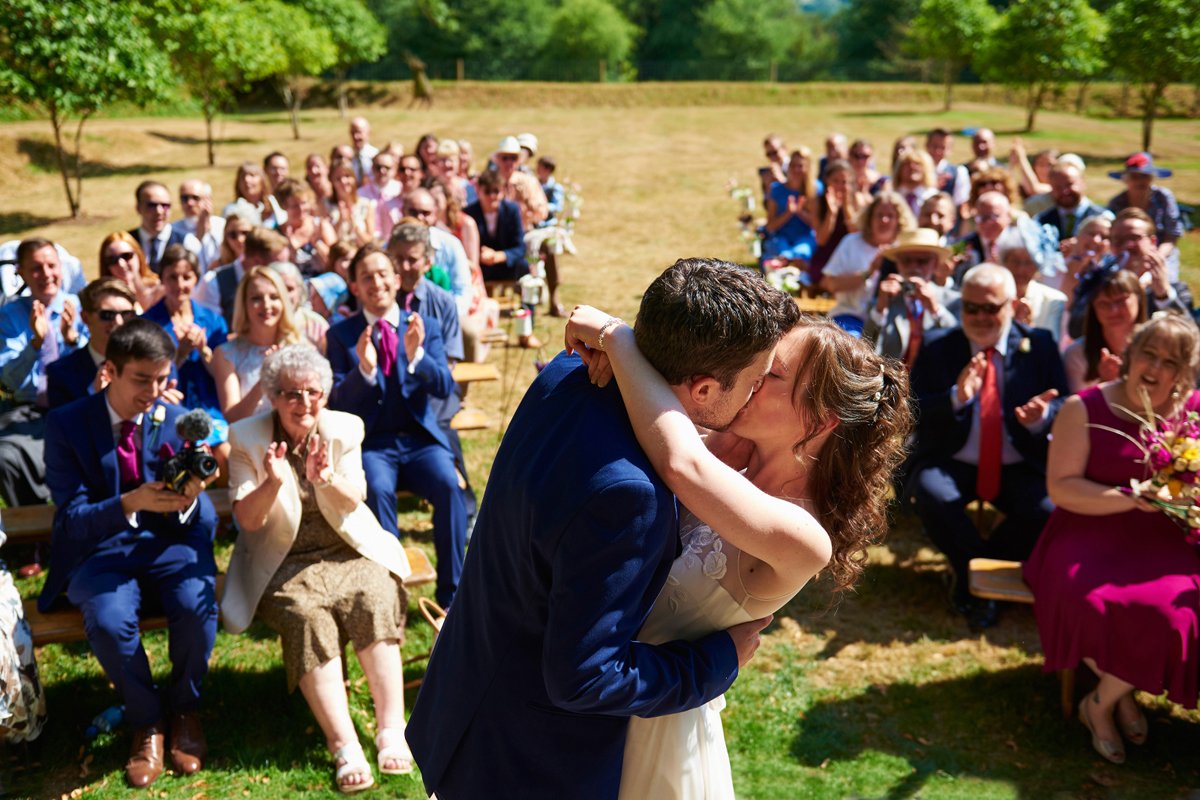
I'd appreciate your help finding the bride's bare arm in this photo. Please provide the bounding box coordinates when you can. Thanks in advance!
[565,308,831,587]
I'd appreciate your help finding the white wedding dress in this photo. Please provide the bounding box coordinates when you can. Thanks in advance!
[619,510,802,799]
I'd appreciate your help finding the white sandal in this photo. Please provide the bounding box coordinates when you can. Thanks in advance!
[375,727,415,776]
[333,741,375,793]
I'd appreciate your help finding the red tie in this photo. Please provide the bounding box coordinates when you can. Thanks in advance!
[376,320,398,377]
[117,419,142,490]
[902,298,924,369]
[976,347,1002,502]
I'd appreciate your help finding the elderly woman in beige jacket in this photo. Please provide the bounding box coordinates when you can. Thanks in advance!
[223,345,412,794]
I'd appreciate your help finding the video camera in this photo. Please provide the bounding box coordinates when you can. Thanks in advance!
[159,409,219,493]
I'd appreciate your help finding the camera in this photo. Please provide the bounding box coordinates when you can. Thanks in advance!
[160,409,219,493]
[900,280,917,297]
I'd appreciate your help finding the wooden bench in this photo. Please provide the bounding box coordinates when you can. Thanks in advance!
[968,557,1075,718]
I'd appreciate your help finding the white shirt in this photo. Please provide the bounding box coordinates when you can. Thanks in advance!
[172,215,226,274]
[193,259,244,314]
[138,225,200,269]
[353,144,379,185]
[359,305,424,382]
[822,233,880,321]
[952,325,1024,466]
[358,179,402,205]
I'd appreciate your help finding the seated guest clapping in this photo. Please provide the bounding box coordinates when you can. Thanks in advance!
[38,319,219,788]
[910,264,1068,629]
[1063,270,1147,394]
[1024,313,1200,764]
[211,266,306,424]
[327,245,465,608]
[46,277,138,407]
[100,231,162,313]
[223,345,414,792]
[996,232,1068,343]
[863,228,959,367]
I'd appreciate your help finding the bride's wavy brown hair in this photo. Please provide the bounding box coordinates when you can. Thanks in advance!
[788,316,913,593]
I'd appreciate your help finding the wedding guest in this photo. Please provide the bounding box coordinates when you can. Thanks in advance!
[925,128,970,209]
[224,345,415,792]
[173,180,225,273]
[1107,152,1184,281]
[210,266,305,424]
[820,191,914,335]
[39,319,218,788]
[1034,162,1110,244]
[763,148,818,267]
[848,138,885,196]
[457,140,476,181]
[274,179,336,276]
[349,117,378,186]
[1060,215,1112,301]
[359,151,403,206]
[1025,313,1200,764]
[46,277,137,409]
[129,181,197,274]
[1062,270,1146,394]
[1009,138,1056,214]
[465,169,537,347]
[142,246,230,449]
[223,162,276,227]
[100,231,162,312]
[303,154,335,213]
[891,149,938,217]
[218,214,251,267]
[415,134,439,175]
[264,152,290,194]
[493,136,548,230]
[328,163,376,247]
[271,261,329,353]
[997,231,1068,343]
[194,226,290,327]
[310,240,355,322]
[809,159,859,286]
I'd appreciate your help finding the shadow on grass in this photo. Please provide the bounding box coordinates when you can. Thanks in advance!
[147,131,258,147]
[16,138,173,179]
[0,211,60,235]
[781,508,1045,661]
[789,667,1200,799]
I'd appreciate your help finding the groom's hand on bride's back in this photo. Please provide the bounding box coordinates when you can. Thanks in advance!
[726,614,773,667]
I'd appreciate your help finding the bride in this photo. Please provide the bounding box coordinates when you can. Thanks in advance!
[565,307,912,798]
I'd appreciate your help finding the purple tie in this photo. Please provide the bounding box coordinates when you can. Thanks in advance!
[117,419,141,489]
[376,320,398,378]
[35,320,59,408]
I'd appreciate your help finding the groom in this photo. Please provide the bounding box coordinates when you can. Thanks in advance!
[406,258,801,799]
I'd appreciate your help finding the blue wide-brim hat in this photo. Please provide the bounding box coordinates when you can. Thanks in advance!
[1109,151,1172,180]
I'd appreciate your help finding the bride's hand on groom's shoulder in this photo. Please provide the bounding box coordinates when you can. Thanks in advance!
[563,304,609,353]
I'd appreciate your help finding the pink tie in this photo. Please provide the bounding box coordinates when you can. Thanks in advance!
[376,320,398,378]
[117,419,141,489]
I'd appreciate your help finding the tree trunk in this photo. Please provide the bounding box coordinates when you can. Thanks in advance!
[1074,81,1089,115]
[1118,82,1130,117]
[279,81,301,140]
[205,106,216,167]
[336,69,348,118]
[943,62,953,111]
[1025,84,1045,132]
[47,105,80,218]
[71,112,91,216]
[1142,83,1164,152]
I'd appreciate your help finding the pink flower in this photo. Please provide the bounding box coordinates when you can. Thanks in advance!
[1149,445,1173,470]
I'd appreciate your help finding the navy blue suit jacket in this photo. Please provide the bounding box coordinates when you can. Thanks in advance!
[325,309,454,450]
[406,352,739,800]
[128,227,190,274]
[38,391,217,612]
[910,322,1068,472]
[45,346,97,409]
[1034,200,1107,240]
[464,198,528,277]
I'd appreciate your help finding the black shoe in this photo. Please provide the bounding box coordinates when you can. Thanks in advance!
[966,599,1000,631]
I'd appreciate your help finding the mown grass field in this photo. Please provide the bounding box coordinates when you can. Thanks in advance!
[3,83,1199,799]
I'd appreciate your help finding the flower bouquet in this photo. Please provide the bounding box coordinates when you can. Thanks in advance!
[1095,389,1200,545]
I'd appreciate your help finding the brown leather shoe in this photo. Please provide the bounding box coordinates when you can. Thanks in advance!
[519,333,542,349]
[169,712,207,775]
[126,723,165,788]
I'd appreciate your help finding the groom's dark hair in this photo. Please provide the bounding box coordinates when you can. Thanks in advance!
[635,258,800,389]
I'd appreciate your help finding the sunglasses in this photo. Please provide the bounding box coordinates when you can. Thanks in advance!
[143,201,171,210]
[481,188,502,196]
[373,163,395,172]
[104,251,136,266]
[278,388,324,403]
[974,213,1001,222]
[962,301,1006,316]
[181,193,202,202]
[401,165,421,173]
[407,207,436,216]
[850,152,870,160]
[96,308,131,323]
[497,154,518,162]
[227,229,248,239]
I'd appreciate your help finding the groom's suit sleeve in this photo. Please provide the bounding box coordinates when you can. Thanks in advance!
[541,478,740,718]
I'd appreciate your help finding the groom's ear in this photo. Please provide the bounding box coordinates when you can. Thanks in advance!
[687,375,722,407]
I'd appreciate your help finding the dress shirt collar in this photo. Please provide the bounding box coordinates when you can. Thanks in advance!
[88,343,106,366]
[966,322,1013,359]
[362,304,402,330]
[106,395,144,430]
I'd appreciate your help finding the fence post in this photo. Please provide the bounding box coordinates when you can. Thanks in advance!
[599,60,607,83]
[456,58,464,82]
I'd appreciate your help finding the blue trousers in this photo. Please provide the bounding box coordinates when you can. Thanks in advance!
[911,458,1053,602]
[363,435,467,608]
[66,536,217,728]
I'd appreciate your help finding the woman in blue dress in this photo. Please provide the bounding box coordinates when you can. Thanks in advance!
[141,245,231,465]
[763,147,822,265]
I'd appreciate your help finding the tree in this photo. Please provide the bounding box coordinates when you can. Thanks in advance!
[977,0,1106,131]
[263,1,337,140]
[908,0,997,110]
[534,0,638,81]
[149,0,287,166]
[296,0,387,117]
[834,0,921,80]
[0,0,174,217]
[697,0,802,80]
[1107,0,1200,150]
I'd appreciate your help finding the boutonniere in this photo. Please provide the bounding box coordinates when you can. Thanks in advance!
[1019,337,1032,354]
[149,405,167,448]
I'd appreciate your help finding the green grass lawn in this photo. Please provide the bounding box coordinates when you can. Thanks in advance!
[3,84,1199,798]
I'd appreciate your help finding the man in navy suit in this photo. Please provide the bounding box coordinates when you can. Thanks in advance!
[129,181,197,275]
[39,319,218,787]
[46,277,135,408]
[910,263,1068,629]
[407,258,798,799]
[326,243,465,608]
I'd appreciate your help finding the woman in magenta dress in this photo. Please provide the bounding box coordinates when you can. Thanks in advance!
[1024,312,1200,765]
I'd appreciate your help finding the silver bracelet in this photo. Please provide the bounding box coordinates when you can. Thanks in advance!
[597,317,624,352]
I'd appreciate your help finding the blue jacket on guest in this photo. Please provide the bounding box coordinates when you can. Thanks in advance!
[464,198,528,279]
[38,392,217,612]
[325,308,454,451]
[45,345,179,409]
[406,352,739,800]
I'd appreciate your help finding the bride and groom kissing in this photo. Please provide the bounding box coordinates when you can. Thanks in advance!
[406,258,913,798]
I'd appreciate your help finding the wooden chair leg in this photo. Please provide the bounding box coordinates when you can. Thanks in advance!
[1059,667,1076,719]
